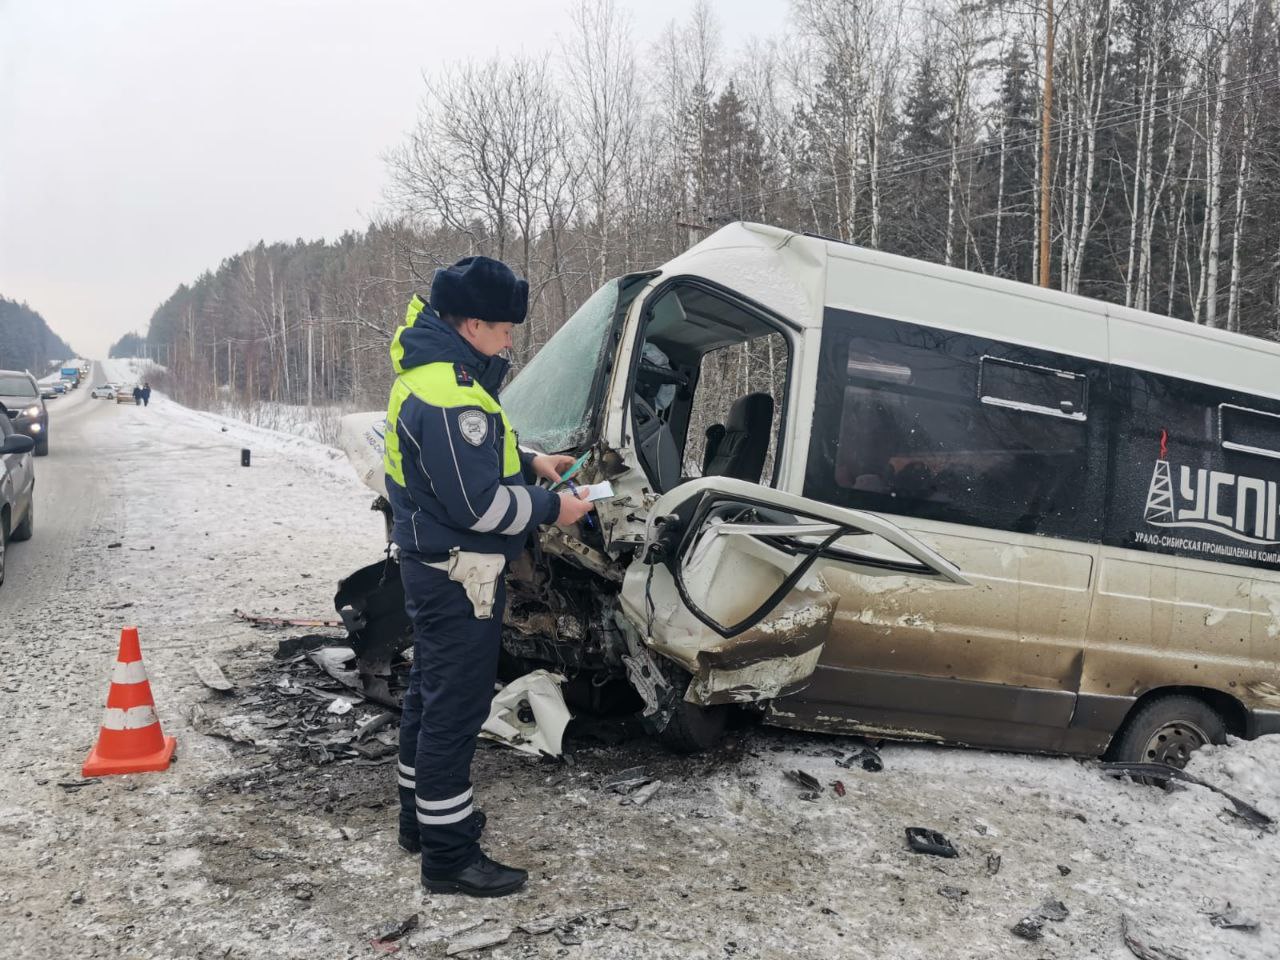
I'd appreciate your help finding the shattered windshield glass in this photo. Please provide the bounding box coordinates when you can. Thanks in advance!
[503,280,620,452]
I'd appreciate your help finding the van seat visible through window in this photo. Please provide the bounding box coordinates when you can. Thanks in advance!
[702,393,774,483]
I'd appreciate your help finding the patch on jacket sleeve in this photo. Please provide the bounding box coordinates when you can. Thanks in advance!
[457,409,488,446]
[454,364,474,386]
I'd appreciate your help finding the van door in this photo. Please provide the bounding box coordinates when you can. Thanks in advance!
[617,476,968,707]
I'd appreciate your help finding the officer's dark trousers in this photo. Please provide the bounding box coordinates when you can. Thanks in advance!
[397,552,504,877]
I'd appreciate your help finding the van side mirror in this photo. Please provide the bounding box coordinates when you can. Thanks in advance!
[1,434,35,455]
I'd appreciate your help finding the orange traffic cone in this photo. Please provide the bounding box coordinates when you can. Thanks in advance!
[82,627,177,777]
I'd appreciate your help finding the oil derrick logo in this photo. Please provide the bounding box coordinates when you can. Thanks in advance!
[1144,429,1175,523]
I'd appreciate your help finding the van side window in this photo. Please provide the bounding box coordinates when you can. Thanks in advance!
[804,309,1107,541]
[979,357,1087,421]
[1106,368,1280,569]
[1220,404,1280,462]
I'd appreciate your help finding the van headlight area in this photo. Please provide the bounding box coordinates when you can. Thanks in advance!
[24,406,41,418]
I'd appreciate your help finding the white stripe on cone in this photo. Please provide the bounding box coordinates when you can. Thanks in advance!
[111,661,149,684]
[101,705,159,730]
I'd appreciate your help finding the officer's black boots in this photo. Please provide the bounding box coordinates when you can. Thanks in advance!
[422,852,528,898]
[399,810,486,855]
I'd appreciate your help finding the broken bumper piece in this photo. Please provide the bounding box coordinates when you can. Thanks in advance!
[481,670,572,757]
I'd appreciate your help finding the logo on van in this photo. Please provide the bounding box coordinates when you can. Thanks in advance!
[1144,432,1280,545]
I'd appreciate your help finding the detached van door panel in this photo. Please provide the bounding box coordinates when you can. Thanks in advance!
[617,476,967,707]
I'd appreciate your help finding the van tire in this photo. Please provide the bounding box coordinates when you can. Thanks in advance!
[1110,694,1227,768]
[661,696,728,754]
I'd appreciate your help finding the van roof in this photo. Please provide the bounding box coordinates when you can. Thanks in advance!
[674,222,1280,401]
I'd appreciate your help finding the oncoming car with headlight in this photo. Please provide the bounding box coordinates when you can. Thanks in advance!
[0,370,48,456]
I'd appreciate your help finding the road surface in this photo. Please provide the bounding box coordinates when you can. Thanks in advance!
[0,369,1275,960]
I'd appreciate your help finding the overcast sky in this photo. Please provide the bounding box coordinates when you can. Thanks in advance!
[0,0,789,358]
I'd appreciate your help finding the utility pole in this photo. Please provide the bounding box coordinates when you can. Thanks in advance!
[676,217,712,252]
[306,319,314,408]
[1038,0,1055,288]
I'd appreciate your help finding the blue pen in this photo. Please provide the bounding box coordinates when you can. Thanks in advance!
[565,480,596,530]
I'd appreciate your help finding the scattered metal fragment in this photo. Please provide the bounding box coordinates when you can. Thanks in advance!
[622,780,662,806]
[236,609,344,629]
[1206,904,1260,932]
[1100,762,1274,829]
[56,779,101,790]
[188,705,262,746]
[1011,917,1043,941]
[1057,864,1072,876]
[986,852,1002,876]
[1121,915,1190,960]
[274,635,334,660]
[356,711,396,742]
[107,542,122,549]
[905,827,957,858]
[603,766,653,794]
[445,925,513,955]
[837,745,883,772]
[194,658,235,692]
[1038,899,1070,922]
[517,917,560,936]
[69,890,85,905]
[306,647,363,690]
[938,886,968,901]
[326,698,355,716]
[785,769,822,793]
[832,780,846,797]
[370,914,419,954]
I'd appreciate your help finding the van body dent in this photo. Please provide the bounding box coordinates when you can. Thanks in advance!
[347,222,1280,761]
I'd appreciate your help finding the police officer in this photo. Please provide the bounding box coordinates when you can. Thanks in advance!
[384,255,595,897]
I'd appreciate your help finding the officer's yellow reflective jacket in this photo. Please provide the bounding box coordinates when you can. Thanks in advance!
[384,296,558,560]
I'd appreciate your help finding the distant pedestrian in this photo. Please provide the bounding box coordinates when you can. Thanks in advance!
[132,385,142,404]
[142,382,152,407]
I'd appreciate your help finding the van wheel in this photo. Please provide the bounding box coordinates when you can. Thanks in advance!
[35,435,48,456]
[660,694,728,754]
[1110,695,1227,769]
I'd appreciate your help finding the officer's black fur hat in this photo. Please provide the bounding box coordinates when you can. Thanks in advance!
[430,256,529,324]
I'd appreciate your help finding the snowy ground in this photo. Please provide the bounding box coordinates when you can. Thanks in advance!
[0,364,1276,960]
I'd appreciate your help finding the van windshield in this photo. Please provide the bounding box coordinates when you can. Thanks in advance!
[503,280,620,452]
[0,376,36,397]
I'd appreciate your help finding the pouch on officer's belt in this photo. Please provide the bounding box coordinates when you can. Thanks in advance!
[446,549,506,619]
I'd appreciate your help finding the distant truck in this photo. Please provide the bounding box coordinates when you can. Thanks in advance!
[60,367,81,388]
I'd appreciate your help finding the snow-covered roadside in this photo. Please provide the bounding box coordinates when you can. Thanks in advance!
[0,385,1275,959]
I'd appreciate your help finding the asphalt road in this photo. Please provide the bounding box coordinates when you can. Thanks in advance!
[0,361,119,612]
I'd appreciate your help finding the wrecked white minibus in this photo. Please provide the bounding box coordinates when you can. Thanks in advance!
[339,221,1280,765]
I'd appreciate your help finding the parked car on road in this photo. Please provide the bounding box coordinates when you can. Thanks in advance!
[341,221,1280,767]
[0,407,36,588]
[116,384,138,405]
[90,384,117,399]
[0,370,49,456]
